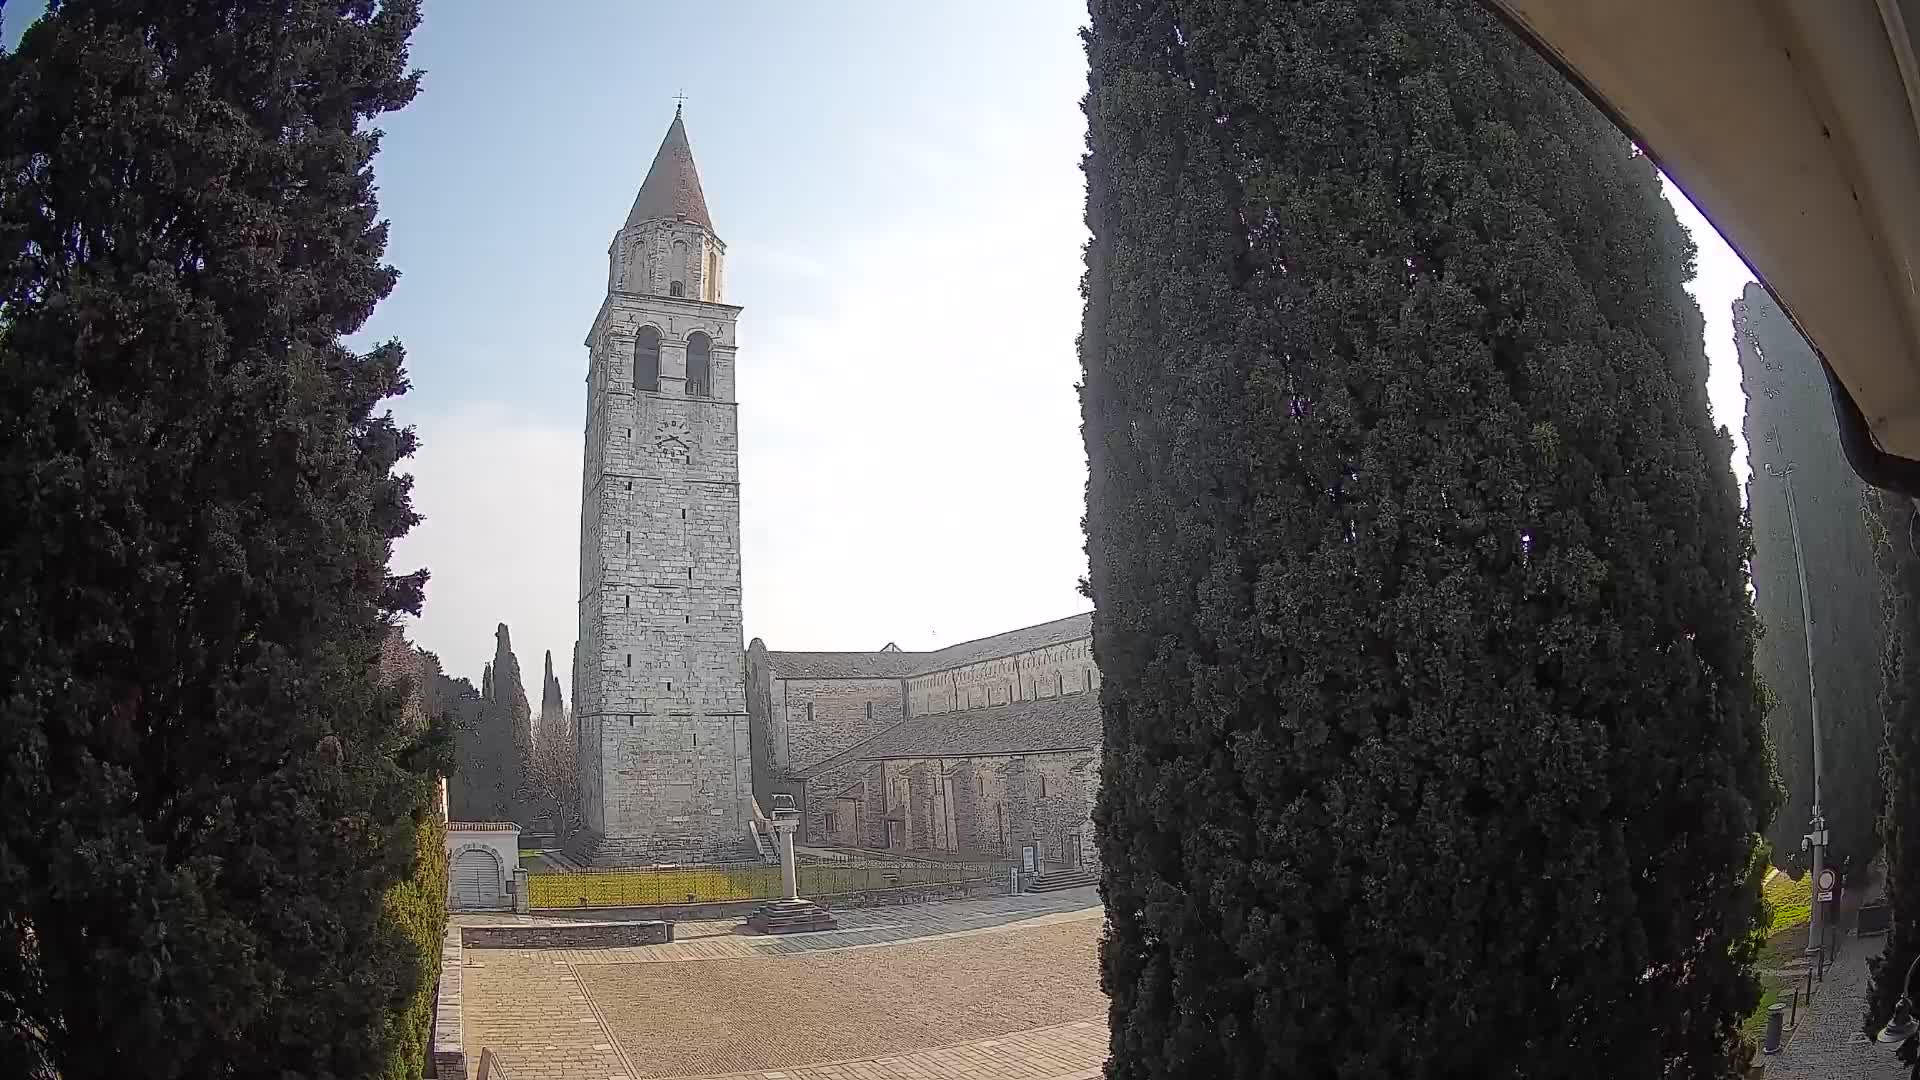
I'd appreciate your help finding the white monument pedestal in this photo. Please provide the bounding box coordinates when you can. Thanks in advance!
[746,809,837,934]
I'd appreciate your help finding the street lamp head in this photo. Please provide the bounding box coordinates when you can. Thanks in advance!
[1878,998,1919,1044]
[1886,954,1920,1053]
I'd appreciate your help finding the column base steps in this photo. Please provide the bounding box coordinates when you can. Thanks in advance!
[746,898,839,934]
[1026,868,1099,893]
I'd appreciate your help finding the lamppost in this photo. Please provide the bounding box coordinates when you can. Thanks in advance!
[1765,460,1830,958]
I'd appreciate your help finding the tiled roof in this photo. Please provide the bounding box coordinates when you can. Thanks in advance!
[626,111,713,233]
[853,692,1101,761]
[766,651,925,680]
[767,611,1092,683]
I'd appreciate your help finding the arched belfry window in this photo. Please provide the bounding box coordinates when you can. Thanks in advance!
[670,239,688,297]
[686,332,712,398]
[634,326,661,393]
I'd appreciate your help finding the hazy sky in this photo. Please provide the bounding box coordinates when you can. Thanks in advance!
[4,3,1757,700]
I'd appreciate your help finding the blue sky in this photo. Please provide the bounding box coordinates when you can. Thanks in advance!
[4,3,1755,697]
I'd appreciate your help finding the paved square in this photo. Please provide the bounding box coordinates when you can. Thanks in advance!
[462,891,1109,1080]
[581,920,1100,1077]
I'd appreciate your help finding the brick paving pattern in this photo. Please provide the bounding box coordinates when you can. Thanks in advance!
[461,889,1108,1080]
[461,953,631,1080]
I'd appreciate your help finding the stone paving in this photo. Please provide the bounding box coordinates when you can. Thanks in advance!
[1760,931,1897,1079]
[683,1020,1108,1080]
[460,888,1108,1080]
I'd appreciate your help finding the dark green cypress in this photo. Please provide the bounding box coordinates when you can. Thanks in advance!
[1080,2,1776,1076]
[1738,284,1885,874]
[0,1,434,1076]
[1870,493,1920,1033]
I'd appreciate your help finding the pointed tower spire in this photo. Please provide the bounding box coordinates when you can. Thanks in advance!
[626,111,713,234]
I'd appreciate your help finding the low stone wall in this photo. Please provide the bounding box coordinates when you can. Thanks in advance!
[460,920,676,950]
[432,923,467,1080]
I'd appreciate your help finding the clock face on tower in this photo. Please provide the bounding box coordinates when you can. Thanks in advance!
[653,414,692,461]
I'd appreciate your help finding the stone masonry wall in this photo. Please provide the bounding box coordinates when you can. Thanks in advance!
[460,920,673,949]
[772,676,905,774]
[574,215,751,865]
[744,639,776,815]
[905,637,1099,717]
[858,750,1096,867]
[860,765,889,848]
[612,219,724,306]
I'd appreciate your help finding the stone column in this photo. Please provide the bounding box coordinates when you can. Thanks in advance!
[777,819,799,901]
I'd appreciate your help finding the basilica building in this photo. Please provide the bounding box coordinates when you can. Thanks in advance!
[571,111,1099,872]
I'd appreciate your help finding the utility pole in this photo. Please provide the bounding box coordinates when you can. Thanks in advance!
[1767,460,1829,957]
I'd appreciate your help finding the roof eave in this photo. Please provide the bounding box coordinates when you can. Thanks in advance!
[1487,0,1920,492]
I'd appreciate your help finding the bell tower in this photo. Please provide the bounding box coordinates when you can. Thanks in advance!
[573,108,752,864]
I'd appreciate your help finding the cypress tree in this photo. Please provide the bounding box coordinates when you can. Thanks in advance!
[0,1,433,1075]
[1080,2,1776,1076]
[439,659,491,820]
[491,622,535,821]
[1737,284,1885,873]
[532,649,577,835]
[1870,493,1920,1032]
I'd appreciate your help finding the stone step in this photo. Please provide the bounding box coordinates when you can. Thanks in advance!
[1027,868,1099,893]
[747,898,839,934]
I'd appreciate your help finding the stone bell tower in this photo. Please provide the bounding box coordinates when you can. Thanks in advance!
[572,107,752,865]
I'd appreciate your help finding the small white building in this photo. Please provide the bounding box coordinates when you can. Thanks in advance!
[446,821,520,911]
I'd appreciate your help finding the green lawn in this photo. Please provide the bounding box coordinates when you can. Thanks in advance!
[1743,970,1791,1042]
[1764,872,1814,936]
[1741,872,1816,1042]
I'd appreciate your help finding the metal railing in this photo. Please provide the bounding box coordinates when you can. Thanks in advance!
[527,855,1004,909]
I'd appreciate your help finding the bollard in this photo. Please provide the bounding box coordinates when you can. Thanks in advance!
[1763,1002,1788,1054]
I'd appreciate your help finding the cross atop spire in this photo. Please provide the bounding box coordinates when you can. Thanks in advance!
[625,109,713,233]
[672,89,688,117]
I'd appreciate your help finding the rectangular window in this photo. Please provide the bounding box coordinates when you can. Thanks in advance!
[978,776,985,797]
[806,702,814,726]
[1040,775,1048,798]
[623,595,629,608]
[825,810,838,835]
[624,653,631,668]
[866,701,874,722]
[1085,669,1093,691]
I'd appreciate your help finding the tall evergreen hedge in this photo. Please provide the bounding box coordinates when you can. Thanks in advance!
[1080,2,1776,1075]
[1870,493,1920,1032]
[0,1,434,1074]
[1738,284,1885,872]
